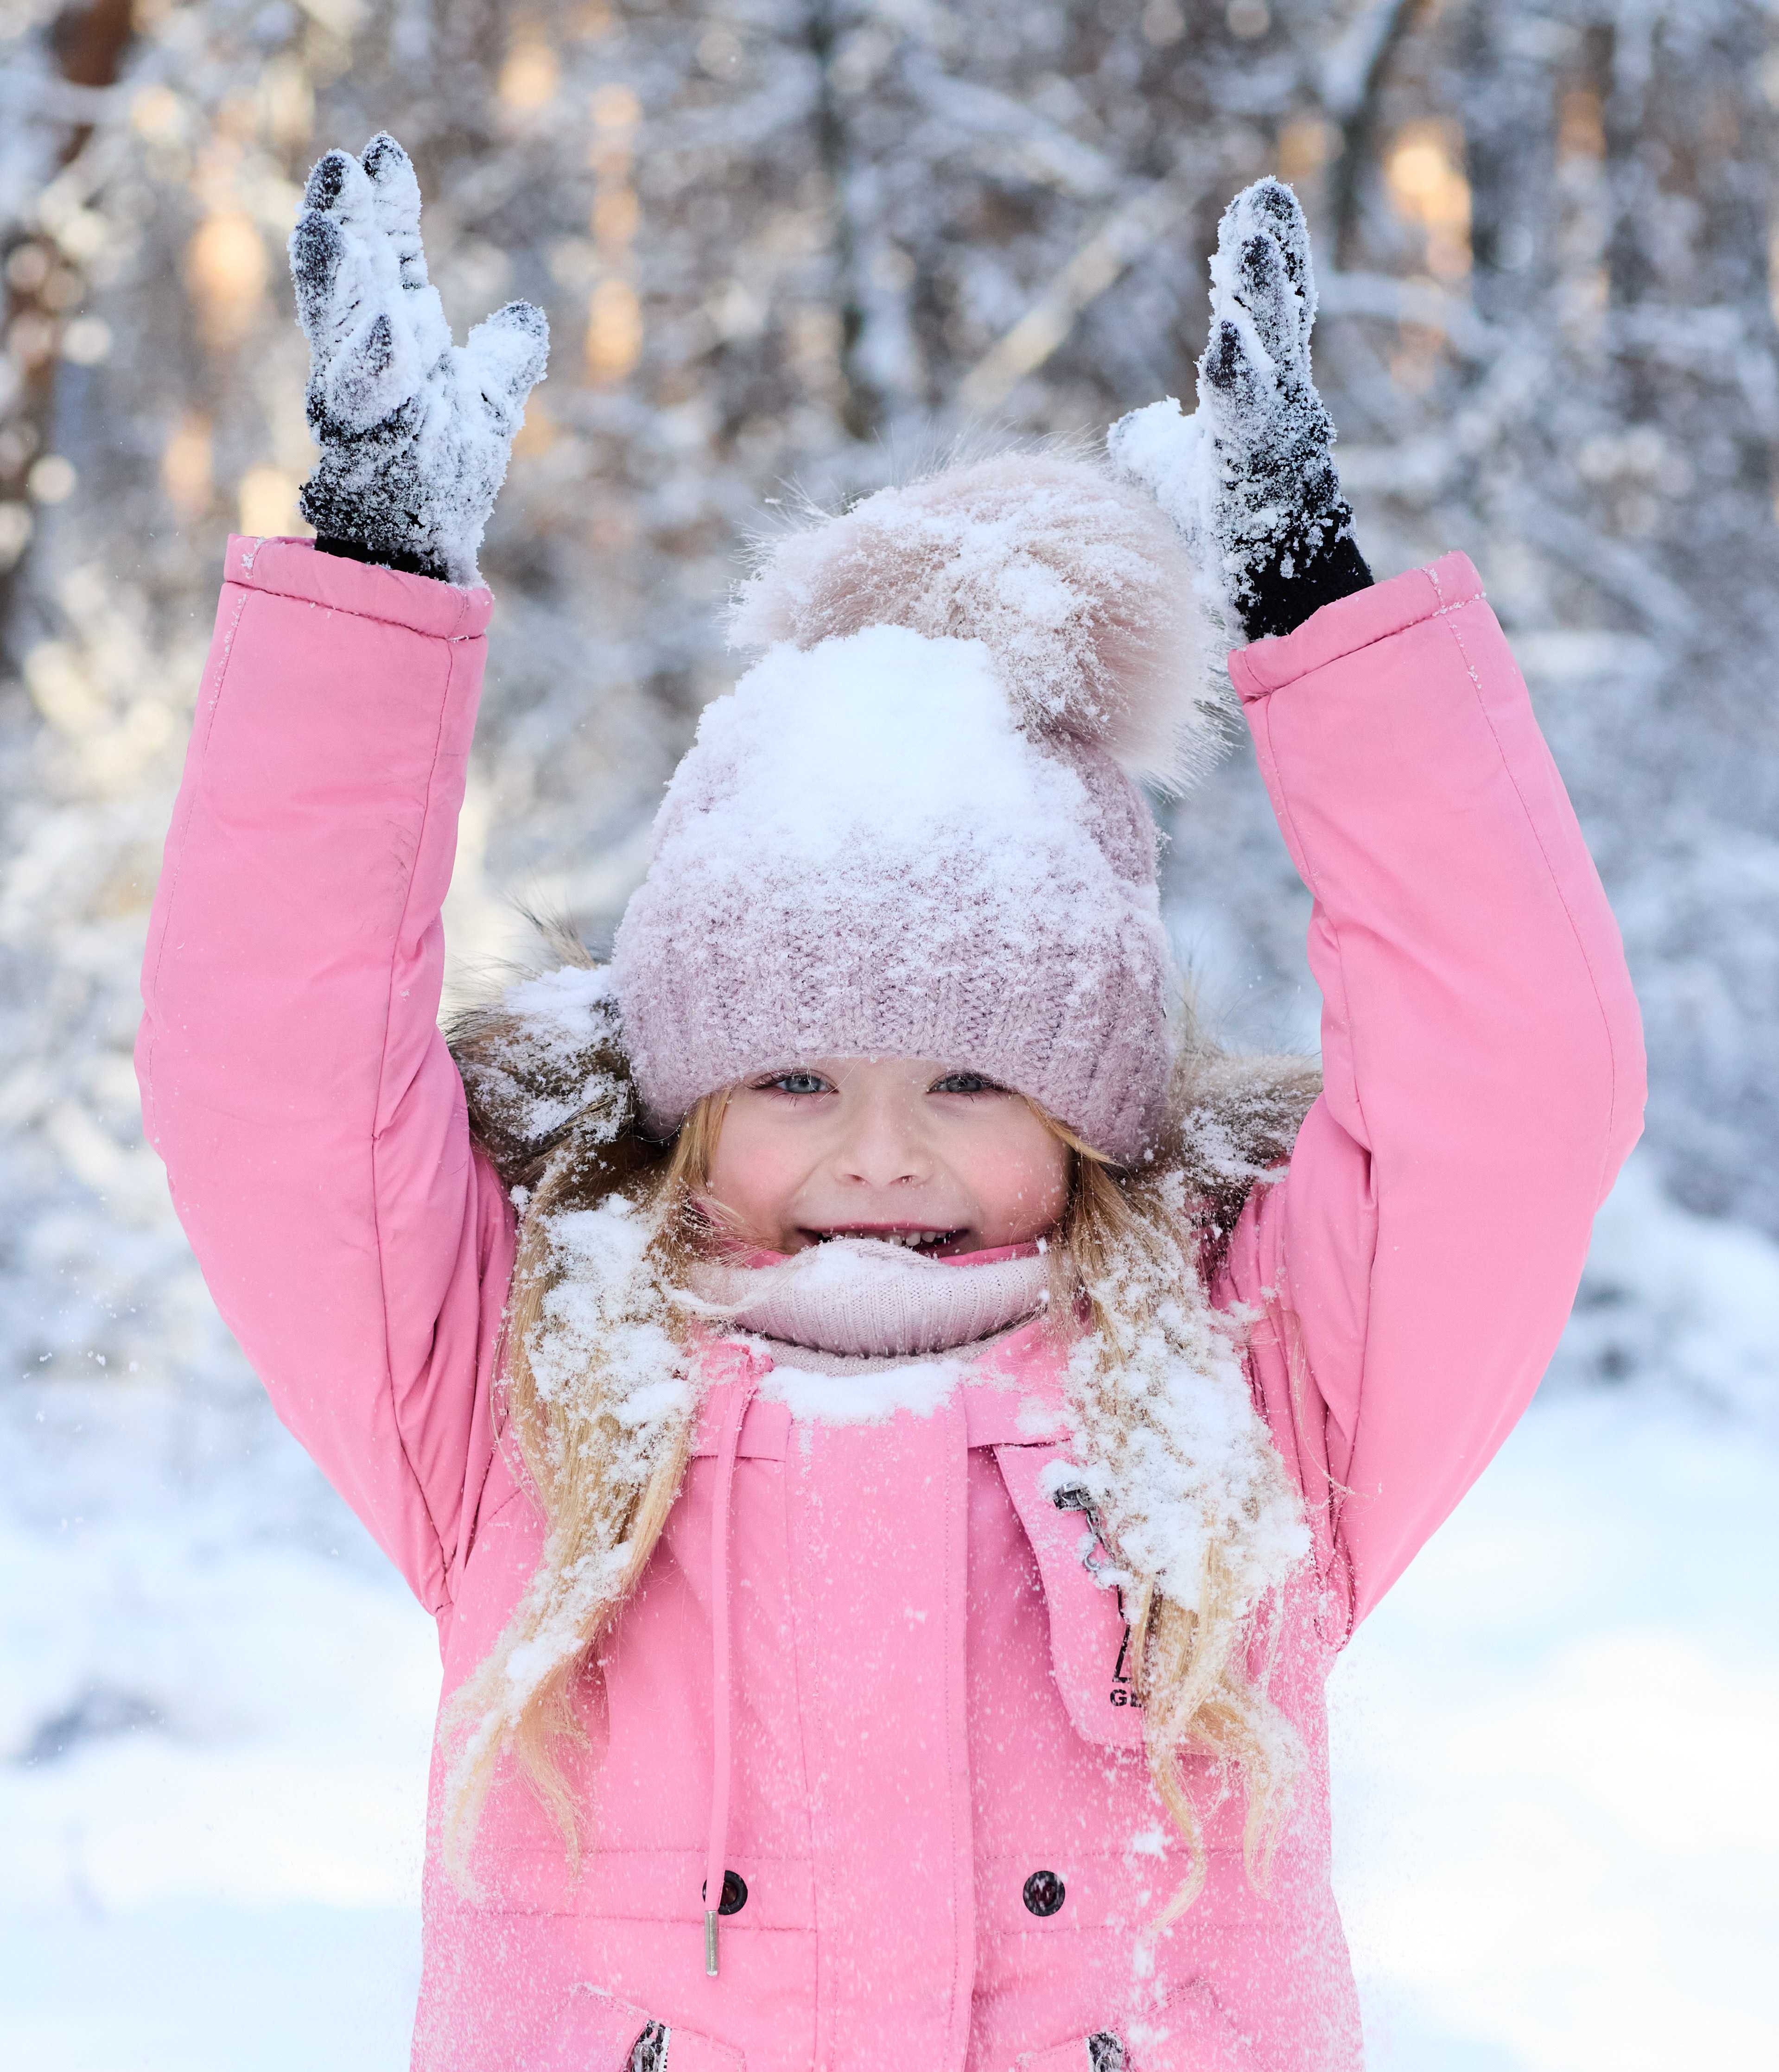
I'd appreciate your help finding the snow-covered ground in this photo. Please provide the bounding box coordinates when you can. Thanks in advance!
[4,1158,1776,2072]
[1331,1390,1779,2071]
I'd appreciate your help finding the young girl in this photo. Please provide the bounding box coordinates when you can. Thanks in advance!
[136,140,1643,2072]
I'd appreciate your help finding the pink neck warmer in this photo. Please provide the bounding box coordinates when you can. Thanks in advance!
[688,1238,1050,1361]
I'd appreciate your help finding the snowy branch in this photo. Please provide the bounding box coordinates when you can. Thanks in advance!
[901,52,1119,202]
[957,172,1196,412]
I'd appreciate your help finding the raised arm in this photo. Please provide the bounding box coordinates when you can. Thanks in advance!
[138,543,511,1609]
[1226,557,1642,1628]
[136,136,546,1612]
[1117,179,1643,1631]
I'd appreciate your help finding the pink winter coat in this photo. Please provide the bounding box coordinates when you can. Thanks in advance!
[137,539,1643,2072]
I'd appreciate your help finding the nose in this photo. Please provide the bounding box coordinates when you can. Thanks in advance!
[833,1087,930,1190]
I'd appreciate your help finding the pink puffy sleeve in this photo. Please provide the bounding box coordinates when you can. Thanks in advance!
[136,537,517,1616]
[1216,553,1645,1634]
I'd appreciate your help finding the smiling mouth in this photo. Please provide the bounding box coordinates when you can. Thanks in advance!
[803,1225,966,1252]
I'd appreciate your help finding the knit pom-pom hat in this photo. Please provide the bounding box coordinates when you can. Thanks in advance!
[611,448,1221,1166]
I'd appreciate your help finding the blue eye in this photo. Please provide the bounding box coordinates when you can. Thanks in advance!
[762,1071,829,1096]
[931,1071,999,1095]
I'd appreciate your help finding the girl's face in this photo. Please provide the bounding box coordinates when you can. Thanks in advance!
[702,1056,1070,1259]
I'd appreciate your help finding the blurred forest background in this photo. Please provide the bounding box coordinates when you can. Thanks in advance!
[5,6,1779,2066]
[5,0,1779,1427]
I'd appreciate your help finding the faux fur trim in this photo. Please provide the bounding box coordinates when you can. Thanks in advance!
[447,926,648,1200]
[1171,1039,1324,1257]
[727,450,1229,793]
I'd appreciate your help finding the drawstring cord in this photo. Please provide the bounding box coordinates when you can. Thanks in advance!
[703,1362,756,1977]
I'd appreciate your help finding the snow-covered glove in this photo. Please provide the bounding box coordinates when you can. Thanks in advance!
[288,133,548,587]
[1109,177,1370,646]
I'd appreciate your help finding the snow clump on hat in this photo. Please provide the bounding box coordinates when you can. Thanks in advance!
[611,446,1221,1166]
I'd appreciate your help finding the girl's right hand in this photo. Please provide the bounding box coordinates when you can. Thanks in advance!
[287,132,549,587]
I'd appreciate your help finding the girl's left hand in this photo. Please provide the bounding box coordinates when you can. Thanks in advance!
[1197,177,1372,640]
[1111,177,1372,646]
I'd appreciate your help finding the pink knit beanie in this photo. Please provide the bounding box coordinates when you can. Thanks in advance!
[610,450,1220,1166]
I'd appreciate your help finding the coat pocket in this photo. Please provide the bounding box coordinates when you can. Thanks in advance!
[993,1443,1146,1750]
[1010,1984,1264,2072]
[1012,2031,1129,2071]
[537,1986,746,2072]
[1011,1981,1260,2064]
[1133,1981,1266,2072]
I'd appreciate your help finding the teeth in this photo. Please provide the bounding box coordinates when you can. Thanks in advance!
[824,1228,950,1248]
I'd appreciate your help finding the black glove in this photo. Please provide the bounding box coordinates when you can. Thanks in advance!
[288,133,548,586]
[1199,177,1371,640]
[1110,177,1370,648]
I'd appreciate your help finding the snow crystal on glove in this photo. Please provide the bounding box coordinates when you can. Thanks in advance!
[1110,178,1370,649]
[288,134,548,586]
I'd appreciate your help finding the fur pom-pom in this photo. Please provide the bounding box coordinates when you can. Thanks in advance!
[728,450,1227,791]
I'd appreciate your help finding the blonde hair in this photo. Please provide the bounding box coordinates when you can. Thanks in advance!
[1040,1119,1303,1924]
[442,1063,1306,1922]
